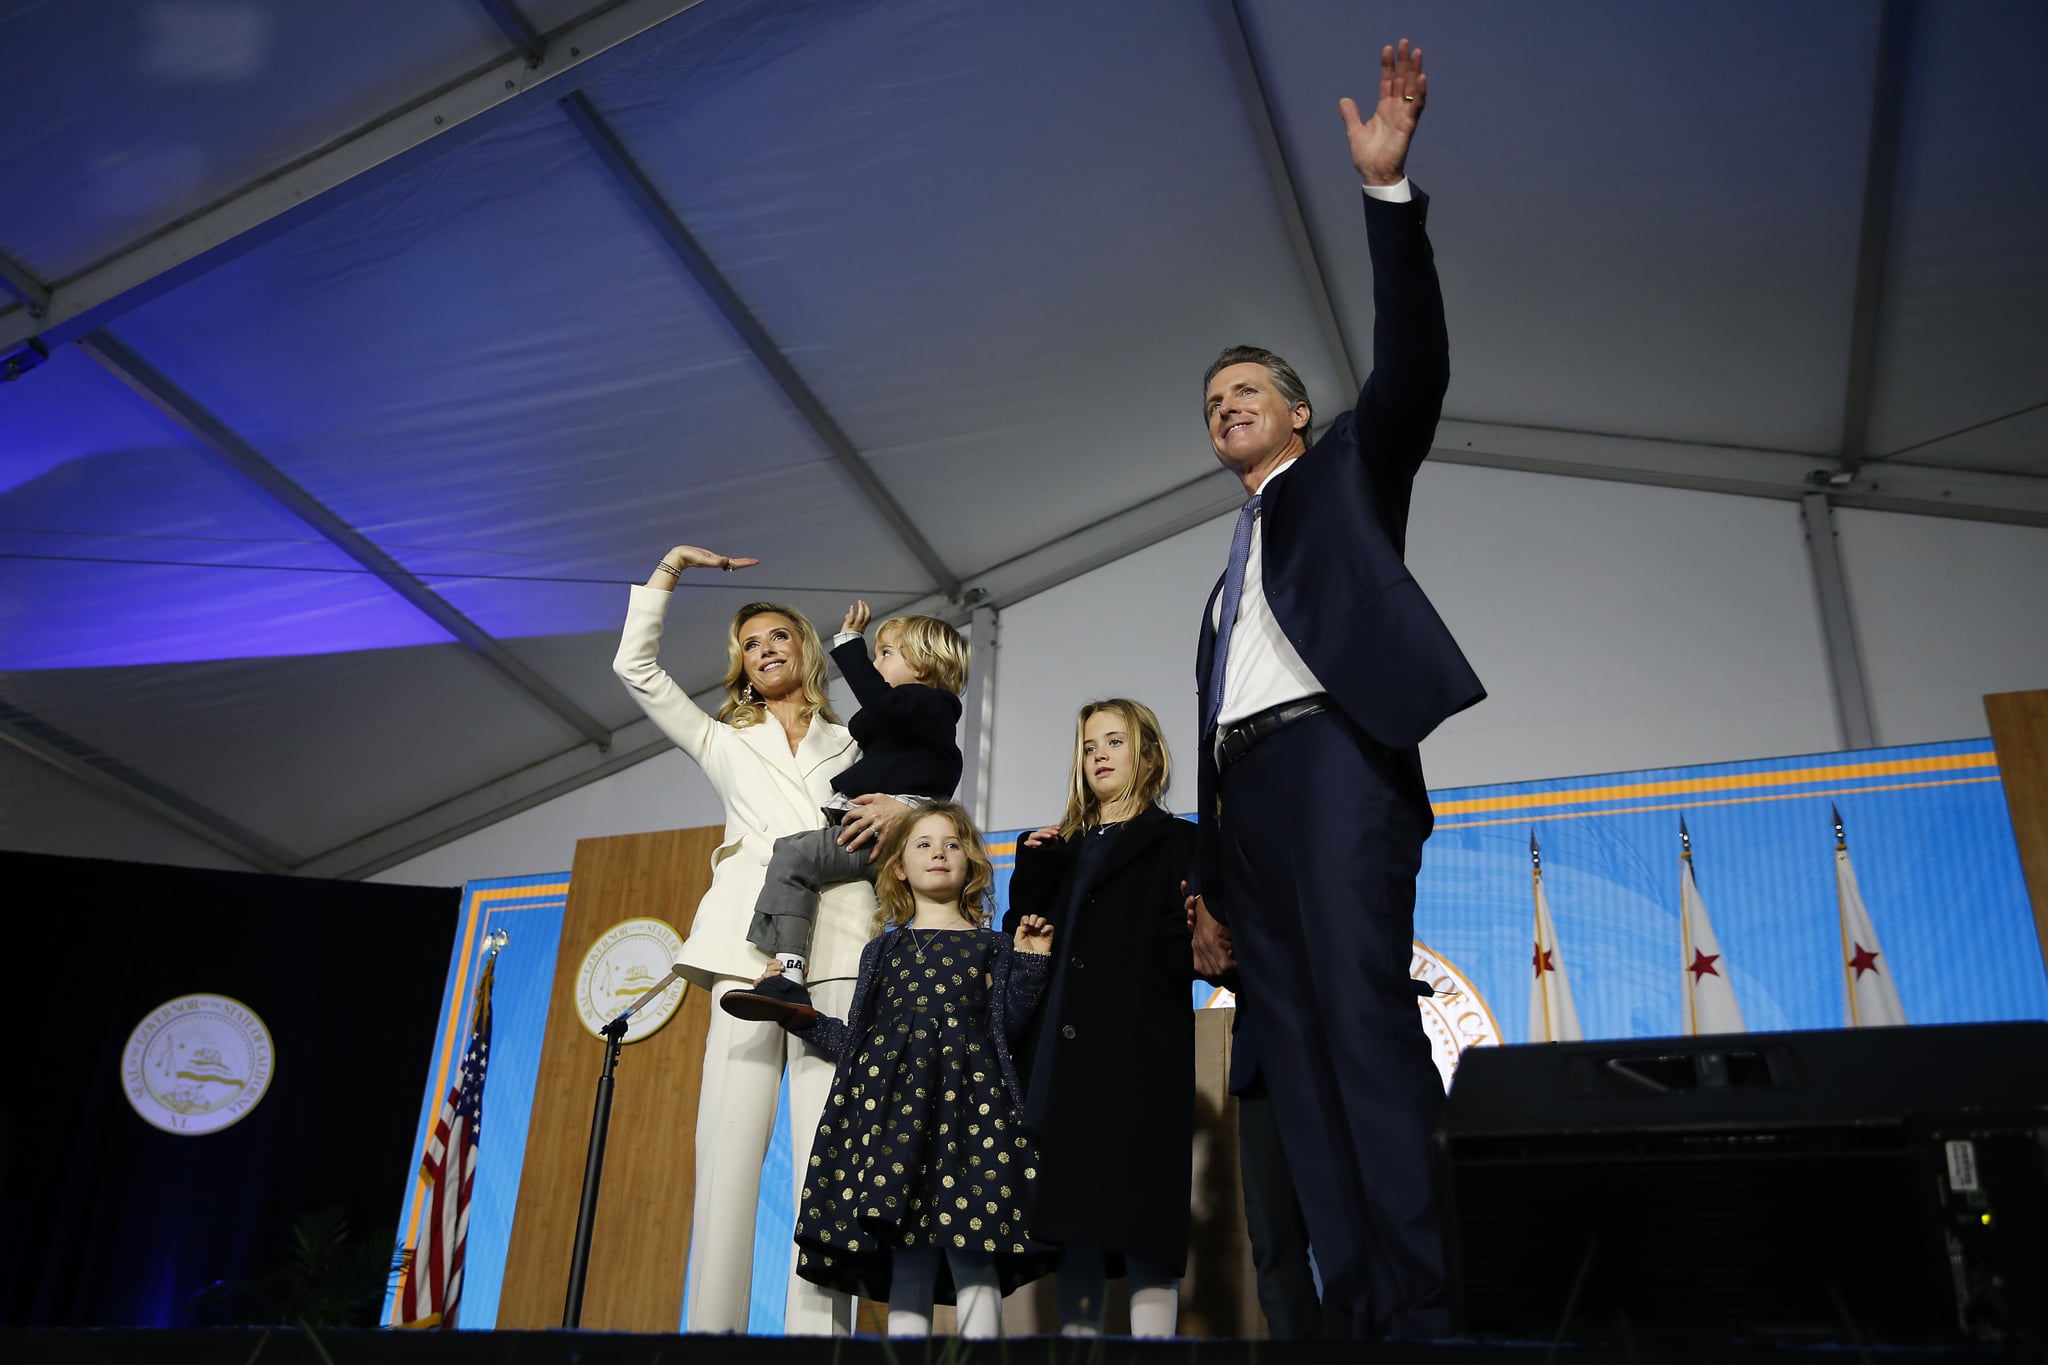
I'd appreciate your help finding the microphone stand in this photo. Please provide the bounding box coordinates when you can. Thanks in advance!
[562,962,685,1328]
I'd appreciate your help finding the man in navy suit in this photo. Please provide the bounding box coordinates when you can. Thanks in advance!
[1188,40,1484,1341]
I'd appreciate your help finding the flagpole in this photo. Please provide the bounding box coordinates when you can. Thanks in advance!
[1834,806,1861,1028]
[1679,819,1696,1037]
[1532,832,1554,1043]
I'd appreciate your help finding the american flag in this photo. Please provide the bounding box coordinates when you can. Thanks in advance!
[399,953,496,1328]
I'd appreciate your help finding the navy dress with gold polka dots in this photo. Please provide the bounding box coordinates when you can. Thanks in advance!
[795,925,1057,1301]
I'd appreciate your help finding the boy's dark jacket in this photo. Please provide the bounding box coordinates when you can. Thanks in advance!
[829,636,962,800]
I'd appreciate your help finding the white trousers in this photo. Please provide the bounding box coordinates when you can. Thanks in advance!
[683,975,853,1335]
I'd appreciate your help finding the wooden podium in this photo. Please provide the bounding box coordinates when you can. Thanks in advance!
[489,826,1262,1336]
[497,828,722,1331]
[1988,689,2048,975]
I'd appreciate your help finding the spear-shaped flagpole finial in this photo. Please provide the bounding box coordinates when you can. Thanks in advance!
[1832,804,1846,851]
[1530,829,1542,876]
[1680,816,1693,861]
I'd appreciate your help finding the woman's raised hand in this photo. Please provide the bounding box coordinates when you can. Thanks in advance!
[1013,915,1055,955]
[647,545,759,592]
[842,599,873,634]
[670,544,759,571]
[1022,824,1062,848]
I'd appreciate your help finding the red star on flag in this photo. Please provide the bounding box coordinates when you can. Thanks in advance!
[1848,942,1882,979]
[1532,942,1556,978]
[1687,948,1721,981]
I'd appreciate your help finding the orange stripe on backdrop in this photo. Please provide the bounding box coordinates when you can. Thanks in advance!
[1436,776,2002,830]
[1429,751,1996,818]
[392,882,569,1323]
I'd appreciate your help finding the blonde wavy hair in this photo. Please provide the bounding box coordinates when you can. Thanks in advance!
[877,615,971,696]
[715,602,839,729]
[1058,698,1171,838]
[871,801,995,935]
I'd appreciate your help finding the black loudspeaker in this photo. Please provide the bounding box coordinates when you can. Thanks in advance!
[1438,1022,2048,1343]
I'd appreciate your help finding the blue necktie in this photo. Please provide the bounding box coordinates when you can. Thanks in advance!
[1204,493,1262,736]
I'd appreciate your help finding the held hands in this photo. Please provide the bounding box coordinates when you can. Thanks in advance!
[1022,824,1061,849]
[1339,38,1426,188]
[841,600,872,635]
[1185,882,1236,979]
[1013,914,1055,955]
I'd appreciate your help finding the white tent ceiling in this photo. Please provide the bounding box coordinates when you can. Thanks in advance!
[3,0,2045,877]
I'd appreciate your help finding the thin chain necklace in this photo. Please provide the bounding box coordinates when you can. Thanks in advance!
[907,915,965,962]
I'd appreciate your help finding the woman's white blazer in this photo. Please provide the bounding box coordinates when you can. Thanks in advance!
[612,585,877,987]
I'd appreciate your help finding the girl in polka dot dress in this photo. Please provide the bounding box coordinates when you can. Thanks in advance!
[757,800,1058,1338]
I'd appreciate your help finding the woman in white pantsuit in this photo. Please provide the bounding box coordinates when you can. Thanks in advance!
[614,544,907,1334]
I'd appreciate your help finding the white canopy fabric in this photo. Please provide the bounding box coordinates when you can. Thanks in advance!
[3,0,2044,875]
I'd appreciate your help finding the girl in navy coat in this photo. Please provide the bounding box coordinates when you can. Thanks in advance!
[1004,698,1199,1336]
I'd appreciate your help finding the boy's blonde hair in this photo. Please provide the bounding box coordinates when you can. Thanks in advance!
[871,801,994,935]
[715,602,839,729]
[1058,698,1171,838]
[876,615,970,696]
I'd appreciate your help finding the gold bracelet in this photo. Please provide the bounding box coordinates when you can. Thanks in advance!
[655,561,681,578]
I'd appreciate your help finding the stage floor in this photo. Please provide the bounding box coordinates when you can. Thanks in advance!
[1,1329,2034,1365]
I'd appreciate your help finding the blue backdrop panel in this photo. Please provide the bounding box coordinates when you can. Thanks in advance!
[382,874,569,1330]
[1415,739,2046,1041]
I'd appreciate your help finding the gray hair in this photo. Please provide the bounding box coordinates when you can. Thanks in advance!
[1202,345,1312,439]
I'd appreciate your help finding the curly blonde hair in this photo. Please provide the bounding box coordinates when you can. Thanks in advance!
[876,615,971,696]
[871,801,995,935]
[1057,698,1171,838]
[715,602,839,729]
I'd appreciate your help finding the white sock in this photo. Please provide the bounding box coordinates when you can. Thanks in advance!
[1128,1282,1180,1338]
[887,1307,930,1337]
[948,1251,1001,1340]
[776,953,806,985]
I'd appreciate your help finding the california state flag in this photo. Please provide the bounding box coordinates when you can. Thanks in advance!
[1834,807,1907,1027]
[1679,820,1746,1035]
[1528,835,1583,1042]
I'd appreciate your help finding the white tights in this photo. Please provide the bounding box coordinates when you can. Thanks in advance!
[1057,1245,1180,1338]
[887,1247,1001,1339]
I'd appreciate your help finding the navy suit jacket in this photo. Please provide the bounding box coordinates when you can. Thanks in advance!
[1195,188,1485,908]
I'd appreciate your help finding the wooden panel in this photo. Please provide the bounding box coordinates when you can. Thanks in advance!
[1987,689,2048,974]
[996,1006,1259,1338]
[498,827,724,1331]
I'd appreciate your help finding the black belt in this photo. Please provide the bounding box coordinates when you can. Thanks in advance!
[1216,695,1332,772]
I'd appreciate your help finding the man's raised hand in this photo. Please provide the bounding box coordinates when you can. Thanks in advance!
[1340,38,1426,188]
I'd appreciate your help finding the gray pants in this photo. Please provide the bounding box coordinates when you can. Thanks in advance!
[747,824,878,958]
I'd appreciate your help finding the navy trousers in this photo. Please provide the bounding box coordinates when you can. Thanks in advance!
[1217,710,1445,1340]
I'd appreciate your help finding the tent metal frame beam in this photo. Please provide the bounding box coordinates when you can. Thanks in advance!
[956,604,999,829]
[1837,0,1916,470]
[557,92,963,601]
[475,0,548,66]
[0,697,295,873]
[78,328,614,749]
[0,250,50,318]
[1213,0,1360,398]
[1801,493,1878,749]
[0,0,714,353]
